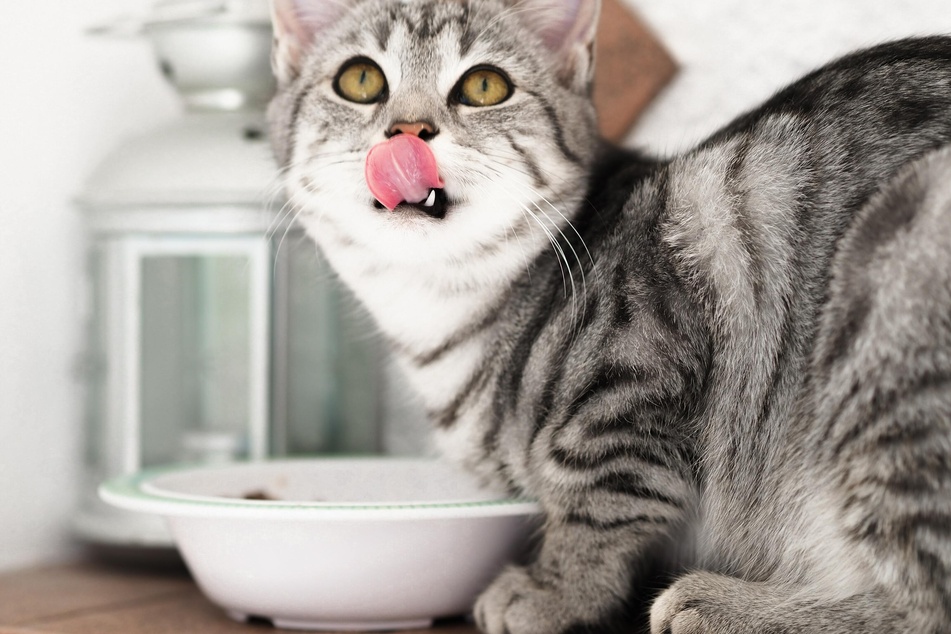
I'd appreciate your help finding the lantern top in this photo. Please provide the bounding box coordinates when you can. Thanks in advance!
[89,0,276,112]
[77,111,288,232]
[89,0,271,36]
[146,0,271,27]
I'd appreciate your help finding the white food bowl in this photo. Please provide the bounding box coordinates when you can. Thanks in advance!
[99,458,541,631]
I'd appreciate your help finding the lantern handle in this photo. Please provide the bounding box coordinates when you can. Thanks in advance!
[86,1,230,38]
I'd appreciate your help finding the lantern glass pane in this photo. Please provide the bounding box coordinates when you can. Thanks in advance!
[271,234,383,455]
[140,255,252,466]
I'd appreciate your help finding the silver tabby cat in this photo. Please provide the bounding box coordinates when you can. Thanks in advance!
[267,0,951,632]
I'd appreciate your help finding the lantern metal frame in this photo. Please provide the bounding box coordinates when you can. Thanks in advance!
[98,234,271,476]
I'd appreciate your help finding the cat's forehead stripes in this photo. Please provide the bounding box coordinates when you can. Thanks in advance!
[346,0,523,74]
[368,1,471,52]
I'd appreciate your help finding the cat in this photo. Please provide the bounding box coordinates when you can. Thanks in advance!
[267,0,951,632]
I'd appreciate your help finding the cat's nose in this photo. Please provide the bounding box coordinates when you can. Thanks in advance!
[386,121,438,141]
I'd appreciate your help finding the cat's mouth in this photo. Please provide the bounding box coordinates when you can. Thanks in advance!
[373,188,449,219]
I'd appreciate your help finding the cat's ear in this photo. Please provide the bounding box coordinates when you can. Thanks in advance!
[514,0,601,91]
[270,0,348,85]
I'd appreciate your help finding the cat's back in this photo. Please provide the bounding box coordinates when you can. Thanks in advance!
[658,35,951,327]
[638,36,951,576]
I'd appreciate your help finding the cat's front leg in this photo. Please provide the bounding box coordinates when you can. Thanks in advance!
[475,520,642,634]
[474,423,697,634]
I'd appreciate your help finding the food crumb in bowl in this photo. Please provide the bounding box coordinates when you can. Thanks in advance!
[241,490,278,501]
[237,490,328,502]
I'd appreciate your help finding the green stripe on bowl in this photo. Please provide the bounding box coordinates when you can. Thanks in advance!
[99,459,541,515]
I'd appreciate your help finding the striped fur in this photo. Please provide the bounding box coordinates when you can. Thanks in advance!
[269,2,951,632]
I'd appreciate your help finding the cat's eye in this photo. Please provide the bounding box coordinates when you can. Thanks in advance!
[334,58,387,104]
[455,67,513,107]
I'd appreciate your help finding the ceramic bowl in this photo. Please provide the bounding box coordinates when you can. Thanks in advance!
[100,458,540,631]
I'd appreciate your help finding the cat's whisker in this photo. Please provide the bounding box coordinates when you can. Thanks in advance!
[452,164,543,283]
[299,153,364,172]
[505,211,534,282]
[510,182,585,308]
[518,182,595,320]
[263,164,305,235]
[534,203,587,321]
[266,192,302,242]
[478,161,586,308]
[263,152,353,240]
[505,191,576,302]
[525,208,573,300]
[481,147,596,270]
[475,171,569,292]
[270,190,314,268]
[266,152,364,242]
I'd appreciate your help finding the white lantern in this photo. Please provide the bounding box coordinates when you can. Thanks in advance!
[73,0,386,554]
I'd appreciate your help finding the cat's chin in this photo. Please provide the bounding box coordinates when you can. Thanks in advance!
[372,188,450,220]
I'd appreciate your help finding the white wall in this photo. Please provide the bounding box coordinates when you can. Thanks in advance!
[0,0,178,571]
[0,0,949,572]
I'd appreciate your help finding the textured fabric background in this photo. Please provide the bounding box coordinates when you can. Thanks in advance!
[628,0,951,153]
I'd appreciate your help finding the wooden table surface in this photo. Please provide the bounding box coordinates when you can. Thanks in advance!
[0,561,478,634]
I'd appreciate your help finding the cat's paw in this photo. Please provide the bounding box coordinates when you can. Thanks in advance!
[474,565,577,634]
[649,572,736,634]
[652,572,915,634]
[649,587,706,634]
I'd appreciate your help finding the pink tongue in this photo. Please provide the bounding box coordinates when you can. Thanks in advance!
[365,134,444,210]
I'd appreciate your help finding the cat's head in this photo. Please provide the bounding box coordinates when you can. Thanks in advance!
[268,0,601,277]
